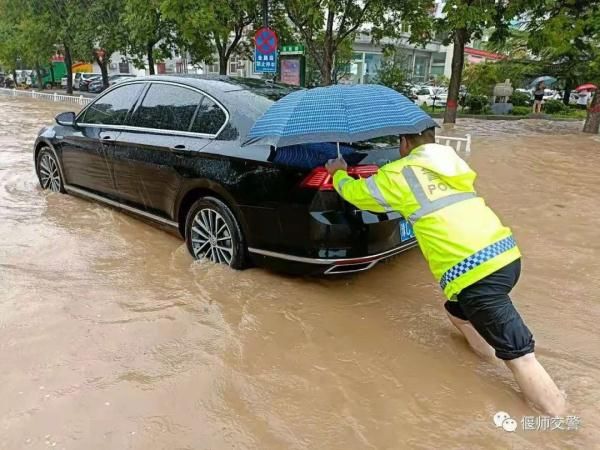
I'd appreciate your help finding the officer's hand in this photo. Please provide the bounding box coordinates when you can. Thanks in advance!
[325,157,347,175]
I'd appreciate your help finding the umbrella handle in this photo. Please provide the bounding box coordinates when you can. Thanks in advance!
[337,142,341,159]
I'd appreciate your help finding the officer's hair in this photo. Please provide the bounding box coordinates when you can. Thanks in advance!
[404,127,436,147]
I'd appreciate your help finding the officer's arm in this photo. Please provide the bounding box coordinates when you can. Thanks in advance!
[332,170,389,213]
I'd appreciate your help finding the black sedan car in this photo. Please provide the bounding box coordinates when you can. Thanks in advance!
[79,75,102,92]
[34,75,417,275]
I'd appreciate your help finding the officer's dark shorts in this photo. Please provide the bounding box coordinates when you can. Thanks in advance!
[444,259,535,360]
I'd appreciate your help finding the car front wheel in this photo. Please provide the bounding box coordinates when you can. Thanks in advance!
[184,196,246,269]
[36,147,65,193]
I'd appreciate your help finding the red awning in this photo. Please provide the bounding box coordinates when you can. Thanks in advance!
[464,47,505,61]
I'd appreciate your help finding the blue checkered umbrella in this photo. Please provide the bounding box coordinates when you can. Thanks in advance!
[242,84,438,148]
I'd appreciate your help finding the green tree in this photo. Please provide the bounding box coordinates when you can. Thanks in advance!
[38,0,91,94]
[0,0,23,84]
[283,0,433,86]
[462,60,539,96]
[435,0,525,124]
[372,46,410,93]
[19,3,58,89]
[519,0,600,133]
[122,0,176,75]
[0,0,60,89]
[162,0,260,75]
[78,0,127,87]
[485,27,530,60]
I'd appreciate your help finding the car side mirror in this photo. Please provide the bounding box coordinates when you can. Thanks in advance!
[55,111,76,127]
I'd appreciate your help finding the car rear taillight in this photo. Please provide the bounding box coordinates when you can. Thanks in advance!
[300,165,379,191]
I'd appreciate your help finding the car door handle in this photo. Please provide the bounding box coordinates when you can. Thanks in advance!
[101,135,115,142]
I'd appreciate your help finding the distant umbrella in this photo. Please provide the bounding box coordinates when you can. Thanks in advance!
[242,84,438,151]
[575,83,597,92]
[529,76,557,88]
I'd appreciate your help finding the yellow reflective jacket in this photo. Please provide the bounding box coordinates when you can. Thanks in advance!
[333,143,521,300]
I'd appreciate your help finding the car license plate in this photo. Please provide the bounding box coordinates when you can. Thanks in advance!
[400,220,415,241]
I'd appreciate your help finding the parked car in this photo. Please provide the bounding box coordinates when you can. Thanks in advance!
[74,72,101,90]
[33,75,417,275]
[14,70,33,86]
[415,86,448,107]
[3,76,15,88]
[568,92,580,105]
[543,89,559,101]
[88,74,136,93]
[79,74,102,92]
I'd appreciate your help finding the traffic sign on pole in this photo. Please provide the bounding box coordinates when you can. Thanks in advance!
[281,45,305,55]
[254,27,278,73]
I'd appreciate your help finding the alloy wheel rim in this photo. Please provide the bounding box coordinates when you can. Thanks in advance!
[39,153,61,192]
[190,208,233,265]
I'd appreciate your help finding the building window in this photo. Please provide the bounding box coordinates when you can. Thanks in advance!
[118,62,130,74]
[363,53,382,83]
[413,54,430,82]
[432,52,446,65]
[402,23,410,33]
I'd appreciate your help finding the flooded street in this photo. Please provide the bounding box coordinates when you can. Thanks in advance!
[1,96,600,449]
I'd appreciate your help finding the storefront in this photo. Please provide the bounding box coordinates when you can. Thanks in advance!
[347,34,450,84]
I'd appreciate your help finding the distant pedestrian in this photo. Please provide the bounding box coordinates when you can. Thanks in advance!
[532,81,545,114]
[577,90,589,110]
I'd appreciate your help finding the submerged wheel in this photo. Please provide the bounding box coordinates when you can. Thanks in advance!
[184,196,246,269]
[36,147,64,193]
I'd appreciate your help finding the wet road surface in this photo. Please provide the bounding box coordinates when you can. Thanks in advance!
[1,97,600,449]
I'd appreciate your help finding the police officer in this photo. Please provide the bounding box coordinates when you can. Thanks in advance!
[325,127,566,416]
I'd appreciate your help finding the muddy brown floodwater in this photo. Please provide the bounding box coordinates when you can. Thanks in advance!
[1,96,600,450]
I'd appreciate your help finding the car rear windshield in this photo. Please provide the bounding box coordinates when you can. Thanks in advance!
[224,77,302,100]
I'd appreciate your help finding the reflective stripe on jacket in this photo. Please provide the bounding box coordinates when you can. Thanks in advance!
[332,143,521,299]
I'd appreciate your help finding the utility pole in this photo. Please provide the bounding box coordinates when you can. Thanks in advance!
[262,0,268,28]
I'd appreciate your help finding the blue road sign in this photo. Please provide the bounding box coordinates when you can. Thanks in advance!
[255,48,277,73]
[254,27,278,74]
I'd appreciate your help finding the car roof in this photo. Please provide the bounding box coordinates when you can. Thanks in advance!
[129,74,295,97]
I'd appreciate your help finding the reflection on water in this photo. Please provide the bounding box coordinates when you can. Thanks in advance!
[1,97,599,449]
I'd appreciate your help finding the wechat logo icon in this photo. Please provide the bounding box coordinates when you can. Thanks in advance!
[493,411,518,432]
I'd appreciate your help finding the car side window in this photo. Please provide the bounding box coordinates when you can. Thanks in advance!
[79,83,143,125]
[129,84,203,132]
[190,97,227,135]
[418,88,430,96]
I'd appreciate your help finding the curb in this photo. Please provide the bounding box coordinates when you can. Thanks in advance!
[426,112,583,122]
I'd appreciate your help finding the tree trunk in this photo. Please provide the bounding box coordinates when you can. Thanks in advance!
[35,65,43,90]
[583,91,600,134]
[147,41,155,75]
[219,53,228,75]
[12,68,17,86]
[562,78,572,106]
[320,52,333,86]
[95,56,109,88]
[443,28,467,125]
[64,43,73,94]
[320,8,335,86]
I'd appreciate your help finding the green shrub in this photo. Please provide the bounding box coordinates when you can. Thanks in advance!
[465,95,489,113]
[511,106,531,116]
[543,99,569,114]
[552,107,588,118]
[510,91,531,107]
